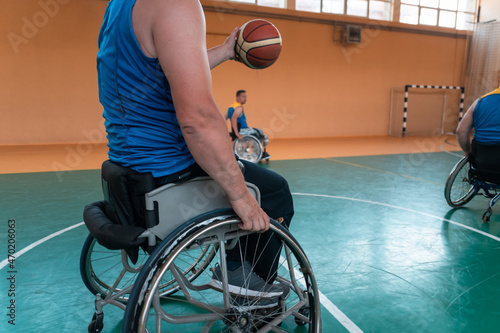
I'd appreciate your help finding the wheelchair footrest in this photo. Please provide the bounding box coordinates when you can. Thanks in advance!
[83,201,146,251]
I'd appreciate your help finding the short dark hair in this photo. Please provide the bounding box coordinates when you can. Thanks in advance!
[236,90,246,97]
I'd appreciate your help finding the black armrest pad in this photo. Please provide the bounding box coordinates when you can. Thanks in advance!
[83,201,146,250]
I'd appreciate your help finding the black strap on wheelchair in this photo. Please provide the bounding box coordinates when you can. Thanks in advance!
[101,160,156,229]
[153,162,207,187]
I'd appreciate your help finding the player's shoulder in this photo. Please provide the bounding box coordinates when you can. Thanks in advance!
[146,0,205,39]
[148,0,201,15]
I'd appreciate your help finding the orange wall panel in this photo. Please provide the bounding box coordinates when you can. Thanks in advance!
[0,0,467,144]
[0,0,107,145]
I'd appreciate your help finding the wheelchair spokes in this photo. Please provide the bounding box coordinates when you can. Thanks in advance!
[80,235,149,303]
[445,155,500,222]
[445,156,475,207]
[128,217,320,333]
[157,242,219,298]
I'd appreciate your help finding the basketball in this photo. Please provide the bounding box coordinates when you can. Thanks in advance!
[235,19,282,70]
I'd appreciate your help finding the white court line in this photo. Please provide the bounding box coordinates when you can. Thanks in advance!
[0,222,85,270]
[440,137,463,158]
[289,192,500,332]
[440,143,463,157]
[292,192,500,242]
[280,256,364,333]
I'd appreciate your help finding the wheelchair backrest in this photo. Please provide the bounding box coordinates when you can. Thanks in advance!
[144,177,261,241]
[471,139,500,184]
[101,160,156,229]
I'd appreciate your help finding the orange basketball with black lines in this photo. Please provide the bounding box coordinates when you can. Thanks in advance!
[235,19,282,70]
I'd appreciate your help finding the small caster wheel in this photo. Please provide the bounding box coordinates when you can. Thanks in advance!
[294,307,310,326]
[88,312,104,333]
[483,209,492,223]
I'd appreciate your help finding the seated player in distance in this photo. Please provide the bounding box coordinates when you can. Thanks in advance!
[457,86,500,155]
[227,90,271,160]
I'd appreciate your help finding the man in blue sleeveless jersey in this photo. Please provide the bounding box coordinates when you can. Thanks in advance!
[97,0,293,300]
[227,90,249,141]
[457,87,500,155]
[227,90,270,159]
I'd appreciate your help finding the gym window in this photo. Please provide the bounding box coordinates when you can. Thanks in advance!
[226,0,286,8]
[297,0,393,21]
[221,0,477,30]
[400,0,476,30]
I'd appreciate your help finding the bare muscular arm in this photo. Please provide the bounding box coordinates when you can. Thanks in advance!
[207,28,239,69]
[231,107,243,140]
[456,99,477,156]
[139,0,269,231]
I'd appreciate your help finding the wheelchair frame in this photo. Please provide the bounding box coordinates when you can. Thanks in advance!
[444,155,500,222]
[81,164,321,332]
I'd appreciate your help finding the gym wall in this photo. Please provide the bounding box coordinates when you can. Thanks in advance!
[479,0,500,22]
[0,0,467,145]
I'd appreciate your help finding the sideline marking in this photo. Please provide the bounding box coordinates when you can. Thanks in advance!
[0,222,85,270]
[292,192,500,242]
[440,140,463,157]
[280,256,364,333]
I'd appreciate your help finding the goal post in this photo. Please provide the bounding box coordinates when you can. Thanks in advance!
[389,85,465,137]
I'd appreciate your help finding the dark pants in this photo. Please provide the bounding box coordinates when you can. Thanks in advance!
[154,159,294,283]
[226,160,294,283]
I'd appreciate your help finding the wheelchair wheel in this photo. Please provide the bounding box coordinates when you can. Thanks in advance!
[80,234,218,302]
[233,135,263,164]
[80,234,149,302]
[123,211,321,332]
[444,156,476,207]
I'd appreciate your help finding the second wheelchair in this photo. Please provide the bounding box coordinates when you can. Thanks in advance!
[444,140,500,222]
[230,126,270,164]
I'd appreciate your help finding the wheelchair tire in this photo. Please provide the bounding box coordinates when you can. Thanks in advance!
[444,156,476,207]
[80,233,218,302]
[122,210,321,333]
[233,135,263,164]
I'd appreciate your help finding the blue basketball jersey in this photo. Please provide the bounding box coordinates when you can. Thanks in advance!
[473,88,500,144]
[97,0,195,177]
[227,102,249,129]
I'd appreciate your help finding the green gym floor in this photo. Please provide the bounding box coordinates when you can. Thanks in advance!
[2,139,500,332]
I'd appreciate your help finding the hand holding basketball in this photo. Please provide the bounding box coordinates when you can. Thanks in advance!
[223,27,240,61]
[234,19,282,70]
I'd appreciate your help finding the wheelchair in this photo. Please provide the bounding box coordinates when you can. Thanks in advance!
[444,140,500,223]
[80,160,321,332]
[230,126,269,164]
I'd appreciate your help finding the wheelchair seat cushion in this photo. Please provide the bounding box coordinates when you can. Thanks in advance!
[83,201,146,250]
[471,139,500,184]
